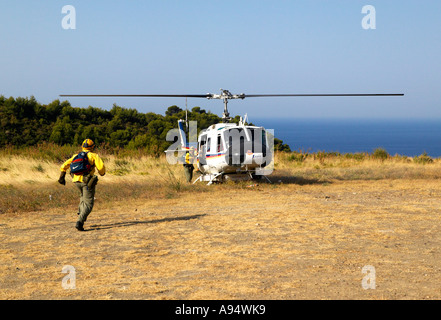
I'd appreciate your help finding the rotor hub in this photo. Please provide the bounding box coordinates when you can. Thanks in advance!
[206,89,245,122]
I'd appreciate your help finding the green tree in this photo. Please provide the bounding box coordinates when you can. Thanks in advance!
[50,116,75,145]
[165,105,182,116]
[0,96,291,153]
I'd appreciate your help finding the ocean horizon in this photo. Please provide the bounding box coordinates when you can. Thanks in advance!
[252,118,441,158]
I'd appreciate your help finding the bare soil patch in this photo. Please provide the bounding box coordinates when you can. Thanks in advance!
[1,178,441,300]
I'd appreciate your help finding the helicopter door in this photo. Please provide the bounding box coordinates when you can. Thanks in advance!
[227,129,245,166]
[199,134,207,165]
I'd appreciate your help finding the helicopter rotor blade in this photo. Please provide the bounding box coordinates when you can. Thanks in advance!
[59,94,210,98]
[244,93,404,97]
[60,93,404,98]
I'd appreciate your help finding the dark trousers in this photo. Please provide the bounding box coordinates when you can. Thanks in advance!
[74,181,96,223]
[184,164,194,182]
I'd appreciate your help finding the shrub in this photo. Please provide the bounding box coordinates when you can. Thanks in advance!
[372,148,389,161]
[344,153,366,161]
[288,151,308,163]
[32,164,45,173]
[413,152,433,164]
[315,151,341,163]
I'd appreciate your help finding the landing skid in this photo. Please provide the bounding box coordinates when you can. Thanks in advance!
[193,172,272,185]
[193,172,223,185]
[247,171,272,184]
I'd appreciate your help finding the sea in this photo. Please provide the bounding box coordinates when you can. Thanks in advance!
[252,118,441,158]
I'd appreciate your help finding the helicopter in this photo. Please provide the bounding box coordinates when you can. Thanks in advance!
[60,89,404,184]
[173,111,273,185]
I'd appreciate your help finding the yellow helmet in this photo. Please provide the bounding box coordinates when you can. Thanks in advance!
[82,139,95,151]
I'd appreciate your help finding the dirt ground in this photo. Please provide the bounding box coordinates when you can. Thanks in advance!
[1,178,441,300]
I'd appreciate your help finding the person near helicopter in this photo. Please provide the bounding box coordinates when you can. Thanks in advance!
[183,146,196,183]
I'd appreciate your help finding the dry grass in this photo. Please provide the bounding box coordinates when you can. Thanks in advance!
[1,150,440,214]
[274,151,441,182]
[0,153,204,213]
[2,150,441,300]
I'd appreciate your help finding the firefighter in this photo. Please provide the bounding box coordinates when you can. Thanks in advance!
[183,147,195,183]
[58,139,106,231]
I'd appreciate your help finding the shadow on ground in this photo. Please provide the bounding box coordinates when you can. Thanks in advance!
[267,174,331,186]
[87,214,206,231]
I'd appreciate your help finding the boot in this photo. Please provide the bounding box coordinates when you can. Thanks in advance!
[75,221,84,231]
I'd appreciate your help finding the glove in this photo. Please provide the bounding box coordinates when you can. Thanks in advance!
[58,171,66,185]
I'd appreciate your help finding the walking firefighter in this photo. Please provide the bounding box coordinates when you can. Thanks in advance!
[58,139,106,231]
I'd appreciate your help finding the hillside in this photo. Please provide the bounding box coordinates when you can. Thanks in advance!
[0,95,290,154]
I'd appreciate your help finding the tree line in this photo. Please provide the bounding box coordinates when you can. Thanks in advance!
[0,95,291,155]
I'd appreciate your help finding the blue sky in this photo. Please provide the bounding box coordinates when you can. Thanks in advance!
[1,1,440,119]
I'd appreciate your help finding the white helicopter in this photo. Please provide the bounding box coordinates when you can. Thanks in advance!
[174,110,272,185]
[169,89,277,184]
[60,89,404,184]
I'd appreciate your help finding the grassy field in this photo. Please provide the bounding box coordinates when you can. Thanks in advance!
[1,147,441,300]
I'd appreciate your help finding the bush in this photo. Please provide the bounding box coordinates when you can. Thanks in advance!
[344,153,366,161]
[372,148,389,161]
[32,164,45,173]
[315,151,341,163]
[288,151,308,163]
[413,152,433,164]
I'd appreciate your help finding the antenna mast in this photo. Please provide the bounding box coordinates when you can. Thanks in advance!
[185,97,188,129]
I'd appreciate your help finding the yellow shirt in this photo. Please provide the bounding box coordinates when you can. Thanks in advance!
[185,152,195,164]
[60,152,106,182]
